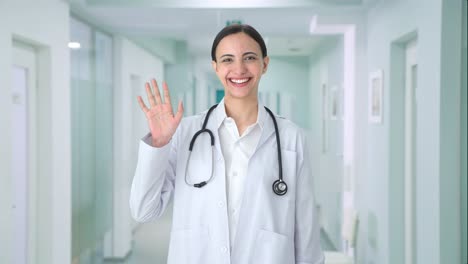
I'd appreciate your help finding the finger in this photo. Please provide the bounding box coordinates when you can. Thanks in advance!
[145,82,157,107]
[137,96,149,113]
[151,79,163,105]
[174,100,184,125]
[162,81,172,106]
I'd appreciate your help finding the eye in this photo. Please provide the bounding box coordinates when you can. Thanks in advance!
[244,56,257,61]
[221,57,233,63]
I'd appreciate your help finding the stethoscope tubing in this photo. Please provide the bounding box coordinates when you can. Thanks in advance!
[185,104,287,196]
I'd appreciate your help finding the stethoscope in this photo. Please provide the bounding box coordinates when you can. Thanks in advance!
[184,104,288,196]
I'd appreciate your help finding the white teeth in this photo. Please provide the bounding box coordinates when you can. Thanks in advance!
[230,78,249,84]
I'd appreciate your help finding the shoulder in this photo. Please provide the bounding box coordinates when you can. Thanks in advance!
[274,115,304,136]
[271,115,308,152]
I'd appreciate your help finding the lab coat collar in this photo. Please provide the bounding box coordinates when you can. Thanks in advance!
[211,98,269,132]
[204,98,275,157]
[255,99,275,148]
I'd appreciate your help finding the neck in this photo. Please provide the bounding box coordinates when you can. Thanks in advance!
[224,97,258,135]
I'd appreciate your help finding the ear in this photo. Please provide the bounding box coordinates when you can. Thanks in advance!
[262,56,270,74]
[211,60,217,72]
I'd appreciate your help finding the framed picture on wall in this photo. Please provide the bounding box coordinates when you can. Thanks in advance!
[368,69,383,124]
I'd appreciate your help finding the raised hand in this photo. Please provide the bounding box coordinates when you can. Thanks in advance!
[137,79,184,147]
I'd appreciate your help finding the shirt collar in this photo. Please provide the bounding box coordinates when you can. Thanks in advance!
[212,98,267,131]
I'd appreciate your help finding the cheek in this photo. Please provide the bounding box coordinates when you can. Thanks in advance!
[251,67,265,78]
[249,63,264,74]
[215,69,226,81]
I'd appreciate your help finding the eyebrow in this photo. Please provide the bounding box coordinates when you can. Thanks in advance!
[218,51,259,60]
[243,52,259,57]
[219,54,234,59]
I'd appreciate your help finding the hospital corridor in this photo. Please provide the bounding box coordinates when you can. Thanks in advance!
[0,0,466,264]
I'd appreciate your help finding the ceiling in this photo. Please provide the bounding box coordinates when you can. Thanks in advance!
[69,0,376,59]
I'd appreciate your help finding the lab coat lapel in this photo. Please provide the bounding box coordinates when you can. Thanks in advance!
[203,103,225,160]
[256,108,275,151]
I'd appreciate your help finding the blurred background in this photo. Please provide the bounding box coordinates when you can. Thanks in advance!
[0,0,466,264]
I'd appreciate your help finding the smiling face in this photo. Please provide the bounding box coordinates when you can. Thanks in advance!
[211,32,269,102]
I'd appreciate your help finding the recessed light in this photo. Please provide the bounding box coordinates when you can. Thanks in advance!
[68,42,81,49]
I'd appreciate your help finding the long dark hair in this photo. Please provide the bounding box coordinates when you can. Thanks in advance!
[211,24,267,62]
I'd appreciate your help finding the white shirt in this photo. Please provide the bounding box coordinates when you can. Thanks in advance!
[217,101,265,246]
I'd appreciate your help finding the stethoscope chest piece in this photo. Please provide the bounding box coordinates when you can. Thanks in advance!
[272,179,288,196]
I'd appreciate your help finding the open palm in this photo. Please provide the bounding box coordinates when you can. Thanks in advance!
[137,79,184,147]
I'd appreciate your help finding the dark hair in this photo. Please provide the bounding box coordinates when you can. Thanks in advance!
[211,24,267,62]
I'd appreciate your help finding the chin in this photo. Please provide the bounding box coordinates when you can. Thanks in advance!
[227,91,257,100]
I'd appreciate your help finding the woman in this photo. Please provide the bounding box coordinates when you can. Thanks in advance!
[130,24,324,264]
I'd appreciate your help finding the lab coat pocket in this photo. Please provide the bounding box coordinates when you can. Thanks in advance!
[251,229,295,264]
[167,227,211,264]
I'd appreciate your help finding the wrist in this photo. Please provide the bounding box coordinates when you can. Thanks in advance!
[151,137,170,148]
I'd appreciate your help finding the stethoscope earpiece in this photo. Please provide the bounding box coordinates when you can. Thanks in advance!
[272,179,288,196]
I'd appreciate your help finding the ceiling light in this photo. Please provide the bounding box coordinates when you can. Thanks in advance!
[68,42,81,49]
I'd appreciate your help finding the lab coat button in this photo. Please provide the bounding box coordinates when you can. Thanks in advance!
[218,201,224,207]
[221,246,228,253]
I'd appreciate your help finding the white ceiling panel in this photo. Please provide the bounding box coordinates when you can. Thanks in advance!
[70,0,375,57]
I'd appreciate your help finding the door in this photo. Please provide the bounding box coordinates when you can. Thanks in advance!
[11,41,38,264]
[404,39,417,264]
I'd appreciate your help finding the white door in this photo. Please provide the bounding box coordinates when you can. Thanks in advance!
[11,42,37,264]
[404,39,417,264]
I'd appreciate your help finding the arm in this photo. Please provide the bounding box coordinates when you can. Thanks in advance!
[294,133,325,264]
[129,79,183,222]
[129,133,177,222]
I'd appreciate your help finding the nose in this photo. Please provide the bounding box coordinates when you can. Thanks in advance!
[232,60,247,74]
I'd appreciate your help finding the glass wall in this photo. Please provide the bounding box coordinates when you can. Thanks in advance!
[70,16,114,263]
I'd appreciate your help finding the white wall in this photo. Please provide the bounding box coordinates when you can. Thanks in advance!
[129,37,179,64]
[165,62,195,115]
[260,57,310,128]
[308,38,345,248]
[112,36,165,258]
[192,55,214,113]
[461,2,467,262]
[164,43,196,115]
[439,1,464,263]
[0,1,71,264]
[365,0,463,263]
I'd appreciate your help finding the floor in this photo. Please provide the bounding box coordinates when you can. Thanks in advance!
[103,206,173,264]
[101,205,335,264]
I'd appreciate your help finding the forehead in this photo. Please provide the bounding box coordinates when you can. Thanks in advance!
[215,32,262,55]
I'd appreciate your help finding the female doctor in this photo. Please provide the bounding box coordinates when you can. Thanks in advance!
[130,24,324,264]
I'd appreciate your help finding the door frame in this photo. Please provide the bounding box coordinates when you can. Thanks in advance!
[404,39,417,264]
[389,31,418,264]
[11,40,38,264]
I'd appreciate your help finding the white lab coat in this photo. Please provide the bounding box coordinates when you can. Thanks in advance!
[130,103,324,264]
